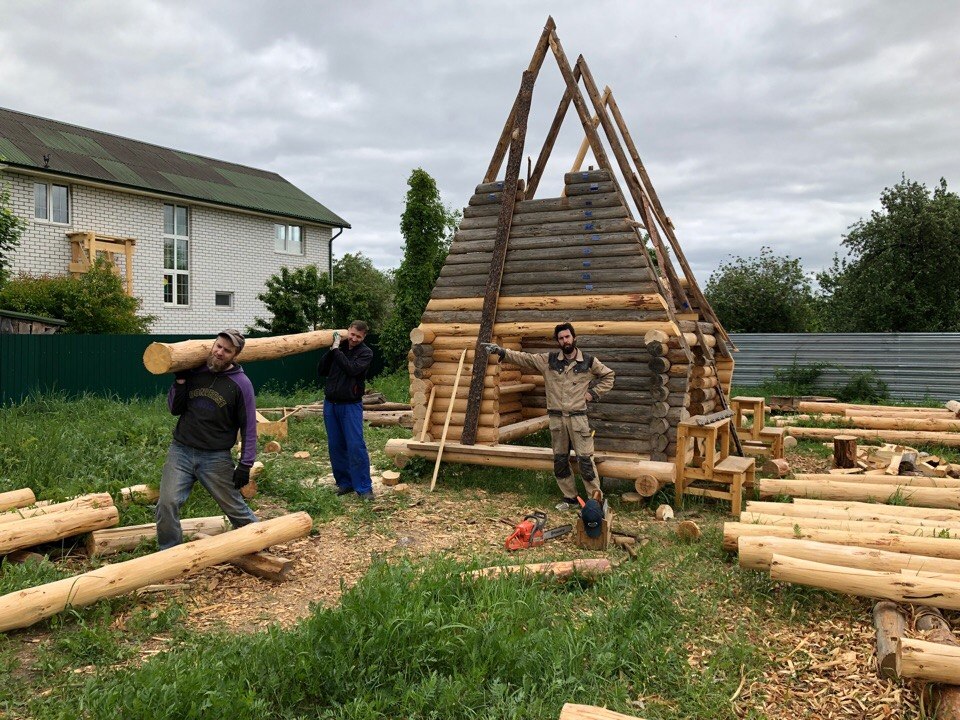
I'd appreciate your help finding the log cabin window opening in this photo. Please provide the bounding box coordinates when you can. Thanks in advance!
[274,224,303,255]
[33,182,70,224]
[163,203,190,306]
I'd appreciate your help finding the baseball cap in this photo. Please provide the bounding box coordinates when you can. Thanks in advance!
[218,329,245,353]
[580,498,605,538]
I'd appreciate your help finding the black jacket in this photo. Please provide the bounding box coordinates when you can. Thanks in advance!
[318,342,373,403]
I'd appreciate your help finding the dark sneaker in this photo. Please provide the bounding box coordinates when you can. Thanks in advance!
[554,496,578,512]
[335,486,353,496]
[357,491,375,502]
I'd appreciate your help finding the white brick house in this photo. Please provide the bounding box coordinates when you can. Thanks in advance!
[0,108,349,333]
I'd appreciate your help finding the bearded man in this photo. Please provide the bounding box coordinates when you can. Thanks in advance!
[483,322,615,510]
[156,329,258,549]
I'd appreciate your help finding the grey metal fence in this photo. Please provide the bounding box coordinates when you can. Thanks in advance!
[729,333,960,402]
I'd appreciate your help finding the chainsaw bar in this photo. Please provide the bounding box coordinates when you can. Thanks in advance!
[542,524,573,541]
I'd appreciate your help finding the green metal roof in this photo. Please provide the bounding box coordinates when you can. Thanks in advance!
[0,107,349,228]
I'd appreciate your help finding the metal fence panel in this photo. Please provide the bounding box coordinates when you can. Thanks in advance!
[729,333,960,402]
[0,333,385,404]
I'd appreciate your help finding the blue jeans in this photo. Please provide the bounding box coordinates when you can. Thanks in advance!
[156,440,258,550]
[324,399,372,494]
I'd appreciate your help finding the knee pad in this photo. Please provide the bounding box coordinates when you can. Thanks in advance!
[553,453,572,478]
[579,455,597,483]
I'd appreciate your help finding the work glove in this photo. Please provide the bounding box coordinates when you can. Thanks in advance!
[481,342,505,358]
[331,331,341,350]
[233,464,251,489]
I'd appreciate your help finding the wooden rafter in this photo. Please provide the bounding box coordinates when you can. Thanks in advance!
[461,70,536,446]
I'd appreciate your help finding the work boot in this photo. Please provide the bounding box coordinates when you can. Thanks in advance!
[357,491,375,502]
[335,486,353,496]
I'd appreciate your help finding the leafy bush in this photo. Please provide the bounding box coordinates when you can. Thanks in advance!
[769,359,828,395]
[0,182,25,287]
[834,369,889,403]
[0,259,153,333]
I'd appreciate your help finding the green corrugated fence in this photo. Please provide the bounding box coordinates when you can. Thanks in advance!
[0,333,385,404]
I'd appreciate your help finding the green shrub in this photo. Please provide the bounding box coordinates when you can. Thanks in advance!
[0,259,154,333]
[768,359,828,395]
[834,370,889,403]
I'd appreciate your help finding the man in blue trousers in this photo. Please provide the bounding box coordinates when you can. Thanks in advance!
[318,320,374,500]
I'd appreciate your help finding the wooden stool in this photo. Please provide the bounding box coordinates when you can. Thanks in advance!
[675,417,731,509]
[731,396,766,440]
[711,456,756,518]
[759,427,786,459]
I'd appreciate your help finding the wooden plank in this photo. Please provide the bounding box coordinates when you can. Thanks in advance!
[462,70,535,446]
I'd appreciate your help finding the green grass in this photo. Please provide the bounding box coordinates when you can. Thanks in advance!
[0,391,883,719]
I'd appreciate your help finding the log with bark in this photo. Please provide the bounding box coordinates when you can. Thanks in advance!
[873,600,906,680]
[833,435,858,469]
[143,330,345,375]
[0,513,313,632]
[466,558,612,579]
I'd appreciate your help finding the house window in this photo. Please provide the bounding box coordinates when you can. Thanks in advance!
[274,224,303,255]
[163,204,189,306]
[214,291,233,308]
[34,182,70,223]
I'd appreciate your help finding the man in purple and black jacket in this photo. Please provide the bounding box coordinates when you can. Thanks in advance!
[156,329,259,549]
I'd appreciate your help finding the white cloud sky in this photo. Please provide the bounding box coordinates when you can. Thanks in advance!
[2,0,958,280]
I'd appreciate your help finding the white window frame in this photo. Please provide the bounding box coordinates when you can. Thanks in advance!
[163,204,190,307]
[274,223,304,255]
[214,291,234,309]
[33,182,70,224]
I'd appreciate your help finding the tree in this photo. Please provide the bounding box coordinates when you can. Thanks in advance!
[0,182,26,287]
[251,255,394,336]
[704,247,816,332]
[322,252,394,331]
[0,260,154,333]
[817,176,960,332]
[251,265,327,335]
[379,168,459,369]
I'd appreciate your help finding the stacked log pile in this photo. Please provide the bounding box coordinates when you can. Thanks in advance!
[776,401,960,448]
[725,489,960,699]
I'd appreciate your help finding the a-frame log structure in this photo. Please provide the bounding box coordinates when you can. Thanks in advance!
[392,17,736,490]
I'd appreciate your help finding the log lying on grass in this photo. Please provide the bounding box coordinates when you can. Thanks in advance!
[791,498,960,523]
[0,512,312,632]
[723,522,960,558]
[739,512,960,537]
[143,329,345,375]
[0,506,119,555]
[912,608,960,717]
[757,478,960,509]
[0,493,113,525]
[559,703,644,720]
[769,553,960,610]
[0,489,36,512]
[745,500,960,528]
[737,536,960,574]
[467,558,612,580]
[86,515,232,556]
[119,484,160,505]
[779,425,960,448]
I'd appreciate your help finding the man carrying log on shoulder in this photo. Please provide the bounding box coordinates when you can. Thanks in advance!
[157,329,258,550]
[483,322,615,510]
[318,320,375,501]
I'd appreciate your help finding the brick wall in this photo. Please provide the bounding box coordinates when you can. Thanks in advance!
[2,170,334,333]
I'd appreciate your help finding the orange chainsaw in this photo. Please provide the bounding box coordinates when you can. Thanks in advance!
[504,511,573,551]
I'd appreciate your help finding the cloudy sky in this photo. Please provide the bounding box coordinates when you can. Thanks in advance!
[2,1,958,283]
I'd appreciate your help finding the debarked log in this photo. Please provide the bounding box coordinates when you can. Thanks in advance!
[86,515,233,556]
[0,513,313,632]
[769,554,960,610]
[0,489,36,512]
[143,330,345,375]
[0,505,119,555]
[0,493,113,525]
